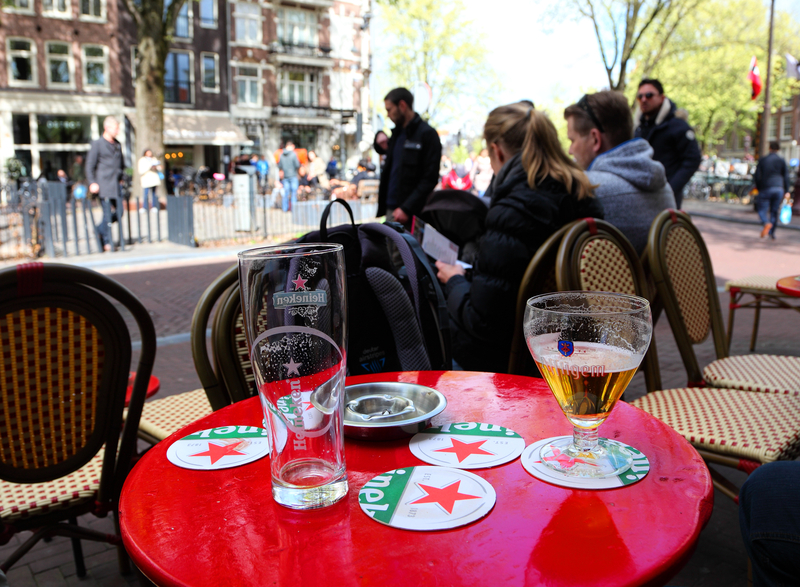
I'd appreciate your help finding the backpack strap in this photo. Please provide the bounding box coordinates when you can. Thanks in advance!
[320,198,356,241]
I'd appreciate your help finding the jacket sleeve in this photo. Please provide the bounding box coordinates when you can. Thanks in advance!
[85,142,98,185]
[783,160,791,193]
[754,160,764,191]
[400,129,442,217]
[667,122,702,195]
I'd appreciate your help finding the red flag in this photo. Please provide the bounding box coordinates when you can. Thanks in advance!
[748,56,762,100]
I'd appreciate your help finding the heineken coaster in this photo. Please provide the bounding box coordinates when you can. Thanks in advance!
[521,436,650,490]
[409,422,526,469]
[166,426,271,471]
[358,466,496,531]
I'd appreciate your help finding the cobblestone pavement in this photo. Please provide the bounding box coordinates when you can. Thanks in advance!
[4,202,800,586]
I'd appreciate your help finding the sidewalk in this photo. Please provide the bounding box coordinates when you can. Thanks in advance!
[2,206,799,586]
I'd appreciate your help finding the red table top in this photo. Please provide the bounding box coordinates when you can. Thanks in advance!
[776,275,800,297]
[120,371,713,587]
[125,372,160,407]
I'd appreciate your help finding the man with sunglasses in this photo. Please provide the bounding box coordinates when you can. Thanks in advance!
[565,90,675,255]
[634,79,701,208]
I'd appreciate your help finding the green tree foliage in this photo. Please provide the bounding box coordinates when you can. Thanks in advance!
[380,0,499,126]
[629,0,800,153]
[553,0,701,92]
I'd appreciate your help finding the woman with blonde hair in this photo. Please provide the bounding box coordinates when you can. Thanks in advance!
[436,102,603,372]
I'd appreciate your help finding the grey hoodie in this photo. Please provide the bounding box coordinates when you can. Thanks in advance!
[587,138,676,255]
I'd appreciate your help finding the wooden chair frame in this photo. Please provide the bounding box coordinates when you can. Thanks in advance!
[507,222,576,376]
[555,218,663,393]
[0,263,155,576]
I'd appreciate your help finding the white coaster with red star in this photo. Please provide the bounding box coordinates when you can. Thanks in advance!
[409,422,526,469]
[358,466,496,531]
[166,426,271,471]
[521,436,650,489]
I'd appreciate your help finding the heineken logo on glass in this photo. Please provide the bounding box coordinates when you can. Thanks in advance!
[358,466,496,531]
[410,422,526,469]
[272,274,327,308]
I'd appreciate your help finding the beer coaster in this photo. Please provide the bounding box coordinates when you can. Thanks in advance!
[358,466,496,531]
[409,422,525,469]
[521,436,650,489]
[166,426,271,471]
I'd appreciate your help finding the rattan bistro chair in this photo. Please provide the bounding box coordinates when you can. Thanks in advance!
[135,266,238,444]
[554,218,663,393]
[212,276,258,404]
[646,209,800,394]
[0,262,156,576]
[507,222,575,376]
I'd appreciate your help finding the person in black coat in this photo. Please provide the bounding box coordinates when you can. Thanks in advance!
[753,140,791,239]
[435,103,604,373]
[633,79,701,209]
[373,87,442,225]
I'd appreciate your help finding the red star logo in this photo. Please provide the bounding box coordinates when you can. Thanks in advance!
[434,438,495,463]
[410,480,481,514]
[292,275,308,290]
[190,441,246,464]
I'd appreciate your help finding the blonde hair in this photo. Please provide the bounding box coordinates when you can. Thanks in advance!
[483,103,594,200]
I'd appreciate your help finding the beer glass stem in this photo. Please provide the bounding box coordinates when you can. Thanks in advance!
[572,426,598,453]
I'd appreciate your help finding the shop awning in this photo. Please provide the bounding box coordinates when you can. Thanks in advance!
[163,114,253,146]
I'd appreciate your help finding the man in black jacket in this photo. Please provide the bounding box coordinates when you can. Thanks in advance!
[374,87,441,226]
[754,140,791,239]
[634,79,701,209]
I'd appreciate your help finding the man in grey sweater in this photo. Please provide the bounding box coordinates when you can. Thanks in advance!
[565,91,675,255]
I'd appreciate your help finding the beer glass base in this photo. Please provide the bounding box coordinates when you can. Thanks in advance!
[273,460,348,509]
[539,437,633,479]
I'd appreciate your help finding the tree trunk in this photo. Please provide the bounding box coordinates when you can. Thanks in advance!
[134,17,168,204]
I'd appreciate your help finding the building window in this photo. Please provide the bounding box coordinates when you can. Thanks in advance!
[37,115,92,144]
[234,2,261,45]
[201,52,219,92]
[5,0,34,13]
[8,38,37,87]
[236,66,260,106]
[42,0,70,17]
[80,0,104,20]
[768,116,778,140]
[46,42,74,88]
[199,0,216,27]
[277,8,316,47]
[165,51,192,104]
[280,70,317,107]
[782,115,793,139]
[82,44,109,90]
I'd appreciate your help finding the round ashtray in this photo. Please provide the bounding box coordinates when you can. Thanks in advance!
[344,382,447,441]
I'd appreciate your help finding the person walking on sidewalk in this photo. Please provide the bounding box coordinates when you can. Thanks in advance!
[754,141,791,239]
[86,116,124,251]
[138,149,162,211]
[278,142,300,212]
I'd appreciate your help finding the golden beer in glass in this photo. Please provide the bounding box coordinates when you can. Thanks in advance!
[525,293,652,478]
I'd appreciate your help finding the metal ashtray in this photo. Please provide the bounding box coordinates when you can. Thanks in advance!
[344,382,447,441]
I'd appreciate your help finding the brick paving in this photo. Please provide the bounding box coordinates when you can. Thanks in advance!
[3,201,799,586]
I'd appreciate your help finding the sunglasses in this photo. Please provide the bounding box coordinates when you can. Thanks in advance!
[637,92,656,100]
[577,94,605,134]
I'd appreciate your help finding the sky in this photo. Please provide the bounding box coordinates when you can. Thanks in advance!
[370,0,611,133]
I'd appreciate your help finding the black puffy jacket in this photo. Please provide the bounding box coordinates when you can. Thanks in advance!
[444,154,604,373]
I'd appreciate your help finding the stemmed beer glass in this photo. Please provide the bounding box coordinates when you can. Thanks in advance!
[524,292,652,479]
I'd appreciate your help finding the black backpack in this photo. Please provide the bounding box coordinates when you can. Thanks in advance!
[297,199,451,375]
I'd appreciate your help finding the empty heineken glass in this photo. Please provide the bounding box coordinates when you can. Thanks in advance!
[239,244,348,509]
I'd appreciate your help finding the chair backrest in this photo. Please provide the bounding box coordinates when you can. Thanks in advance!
[647,209,728,386]
[212,280,258,404]
[507,222,575,376]
[0,262,155,501]
[190,264,239,410]
[556,218,662,393]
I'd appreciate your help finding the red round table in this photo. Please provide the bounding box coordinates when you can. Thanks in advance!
[125,372,160,407]
[776,275,800,297]
[120,372,713,587]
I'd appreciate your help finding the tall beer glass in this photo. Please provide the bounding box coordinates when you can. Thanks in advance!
[524,292,652,478]
[239,244,348,509]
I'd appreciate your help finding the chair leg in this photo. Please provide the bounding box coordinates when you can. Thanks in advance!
[113,510,132,575]
[726,291,737,355]
[68,517,86,578]
[750,296,762,352]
